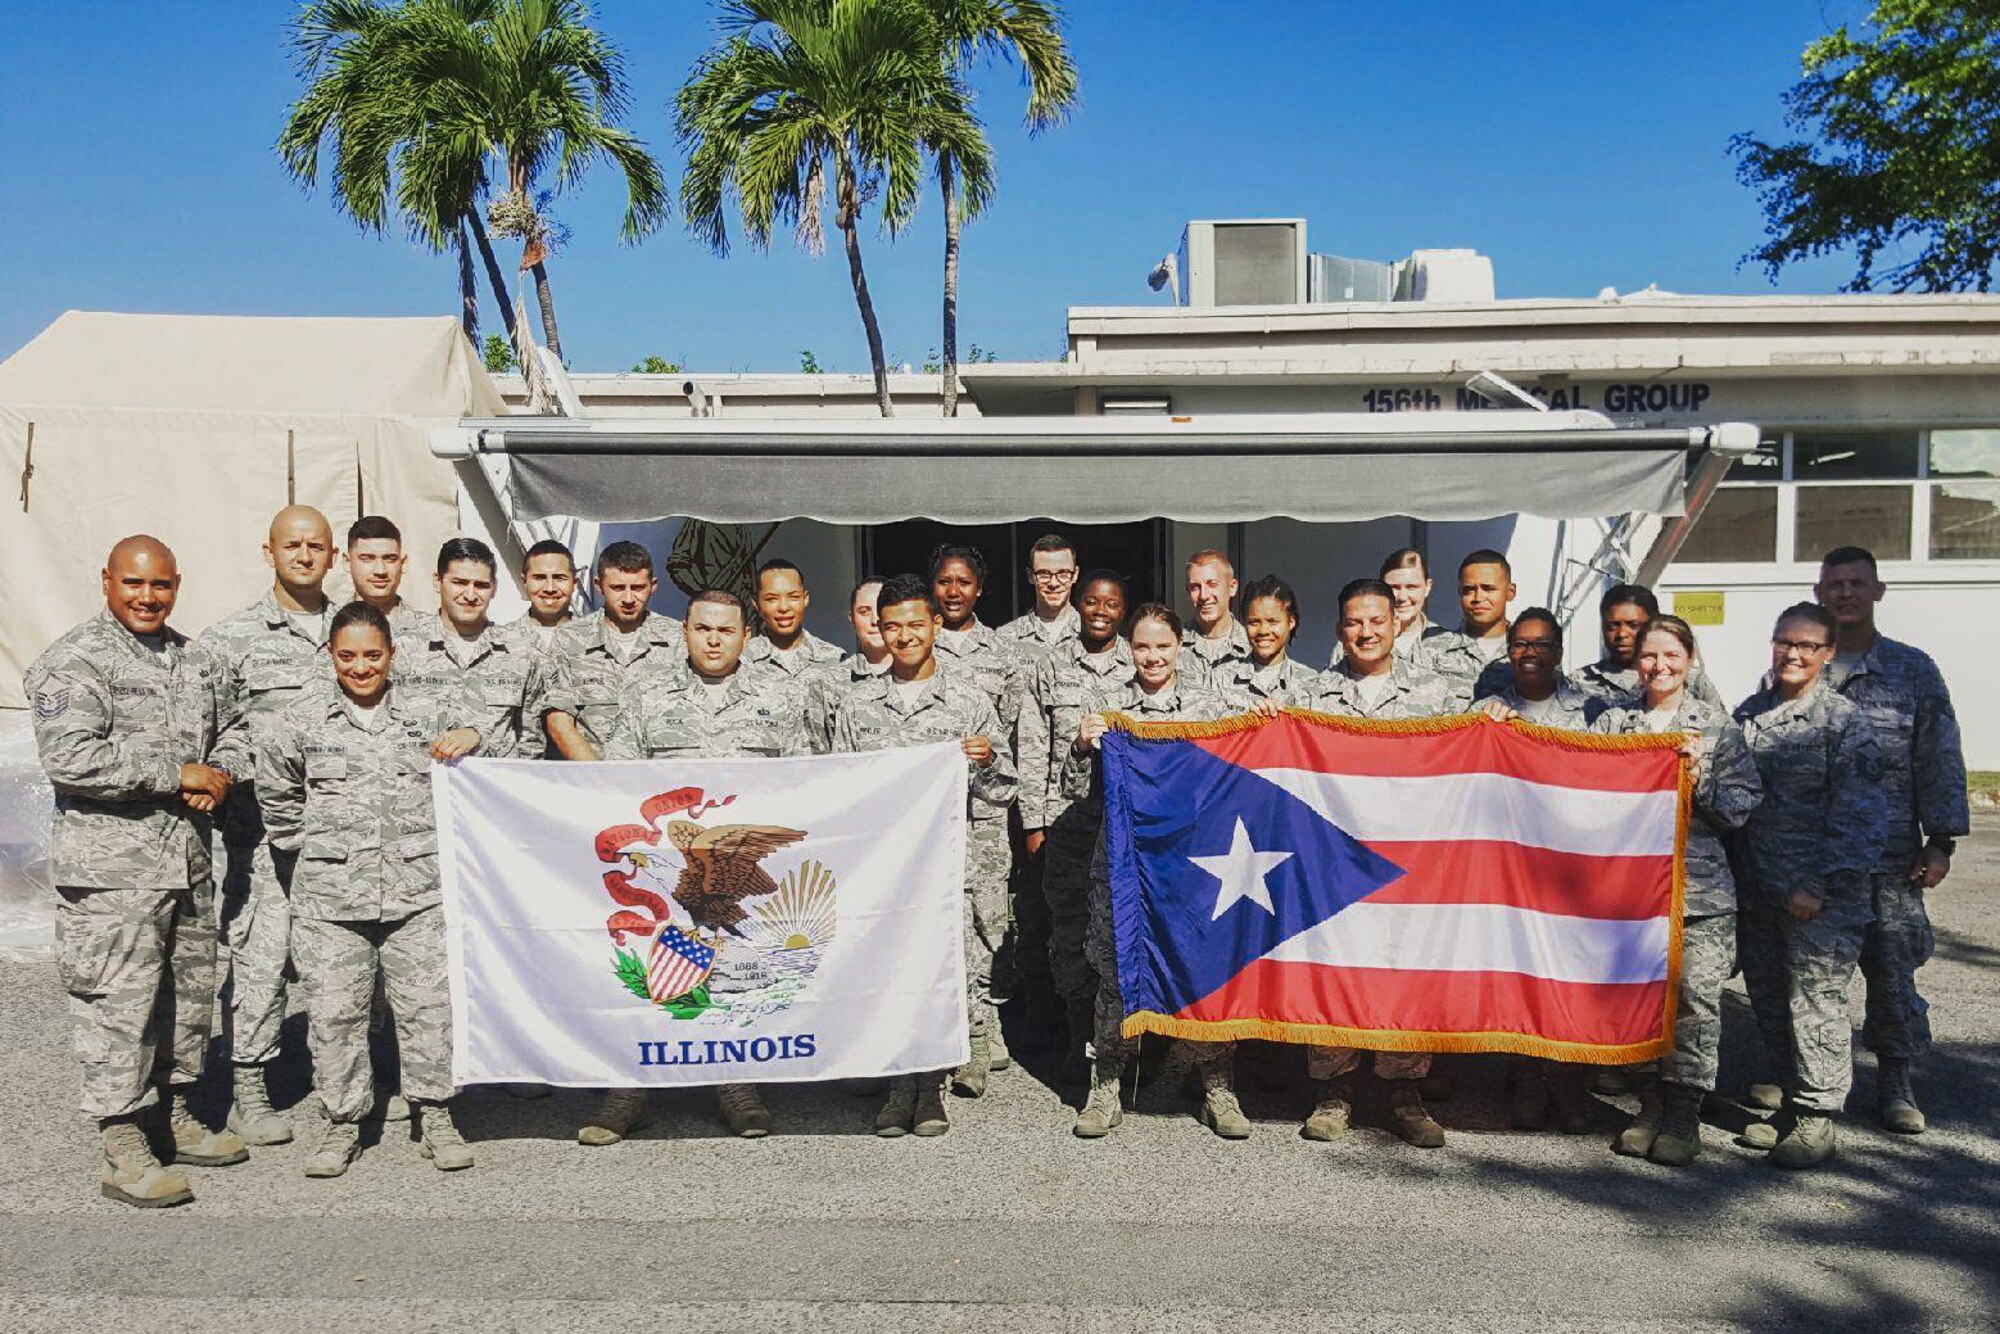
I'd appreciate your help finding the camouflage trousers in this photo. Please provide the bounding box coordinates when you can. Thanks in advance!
[1738,905,1865,1115]
[292,908,453,1123]
[1306,1046,1430,1081]
[1664,912,1735,1091]
[963,818,1011,1040]
[1085,874,1226,1068]
[217,834,293,1066]
[55,880,216,1121]
[1860,872,1934,1059]
[1040,806,1101,1004]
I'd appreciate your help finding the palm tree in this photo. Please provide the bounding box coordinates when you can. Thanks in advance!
[678,0,977,417]
[280,0,520,343]
[920,1,1076,415]
[280,0,669,362]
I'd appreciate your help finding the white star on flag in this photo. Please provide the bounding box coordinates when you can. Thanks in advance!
[1189,817,1294,921]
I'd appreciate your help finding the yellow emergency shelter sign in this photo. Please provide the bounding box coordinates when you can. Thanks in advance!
[1674,590,1725,626]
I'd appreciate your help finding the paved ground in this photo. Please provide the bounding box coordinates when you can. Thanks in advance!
[4,823,1999,1333]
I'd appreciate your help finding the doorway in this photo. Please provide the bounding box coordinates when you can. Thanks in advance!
[864,519,1168,624]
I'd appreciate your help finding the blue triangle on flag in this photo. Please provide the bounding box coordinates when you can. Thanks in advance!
[1104,731,1407,1019]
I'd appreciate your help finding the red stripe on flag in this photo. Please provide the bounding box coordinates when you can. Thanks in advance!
[1192,715,1679,793]
[1361,840,1674,921]
[1179,958,1668,1048]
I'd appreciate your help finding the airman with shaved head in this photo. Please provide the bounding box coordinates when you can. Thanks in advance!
[30,535,250,1206]
[195,504,341,1146]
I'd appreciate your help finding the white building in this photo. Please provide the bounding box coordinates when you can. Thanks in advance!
[489,228,2000,763]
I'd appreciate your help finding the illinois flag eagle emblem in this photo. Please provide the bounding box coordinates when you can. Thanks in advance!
[433,744,969,1088]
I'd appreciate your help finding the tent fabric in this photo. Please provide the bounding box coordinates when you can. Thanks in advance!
[0,312,504,709]
[484,419,1692,526]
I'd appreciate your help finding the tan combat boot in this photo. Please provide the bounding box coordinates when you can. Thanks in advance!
[101,1118,193,1208]
[303,1118,361,1178]
[417,1101,474,1171]
[226,1062,292,1146]
[874,1078,917,1137]
[1388,1078,1446,1149]
[1648,1082,1704,1167]
[1195,1057,1251,1140]
[1073,1060,1125,1139]
[951,1033,991,1099]
[1877,1057,1926,1135]
[1769,1114,1837,1169]
[717,1083,774,1138]
[1613,1068,1665,1158]
[578,1089,651,1146]
[913,1076,951,1137]
[169,1090,249,1166]
[1302,1078,1353,1142]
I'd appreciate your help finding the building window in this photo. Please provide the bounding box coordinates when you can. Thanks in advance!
[1795,485,1913,561]
[1679,487,1778,563]
[1929,430,2000,560]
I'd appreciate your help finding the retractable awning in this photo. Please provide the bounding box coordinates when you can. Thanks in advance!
[430,412,1759,526]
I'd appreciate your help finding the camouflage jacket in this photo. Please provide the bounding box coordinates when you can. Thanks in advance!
[392,613,552,759]
[1018,639,1135,829]
[741,629,845,681]
[1416,628,1513,699]
[539,610,688,749]
[195,591,336,842]
[1208,654,1323,711]
[802,652,889,754]
[1079,677,1232,880]
[1572,656,1727,714]
[1732,681,1889,912]
[933,622,1025,738]
[28,609,238,889]
[1301,658,1464,720]
[829,665,1016,820]
[1478,675,1604,730]
[602,666,809,760]
[1826,634,1969,868]
[1594,694,1763,916]
[998,606,1081,664]
[258,683,464,922]
[1181,621,1253,676]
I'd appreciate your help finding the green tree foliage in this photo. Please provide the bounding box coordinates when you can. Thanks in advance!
[799,348,823,373]
[1733,1,2000,291]
[676,0,986,417]
[483,333,519,371]
[632,355,681,373]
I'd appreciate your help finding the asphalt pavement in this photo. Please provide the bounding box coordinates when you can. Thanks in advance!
[3,820,1998,1333]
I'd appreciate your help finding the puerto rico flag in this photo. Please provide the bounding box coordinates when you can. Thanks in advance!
[1102,712,1688,1063]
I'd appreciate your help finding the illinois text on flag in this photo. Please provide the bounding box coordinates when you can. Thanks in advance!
[1103,712,1689,1063]
[434,743,970,1087]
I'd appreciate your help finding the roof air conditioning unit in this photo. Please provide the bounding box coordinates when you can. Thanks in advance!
[1393,248,1496,303]
[1178,219,1308,307]
[1309,254,1396,303]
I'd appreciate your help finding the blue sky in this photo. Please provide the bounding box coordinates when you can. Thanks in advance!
[2,1,1876,373]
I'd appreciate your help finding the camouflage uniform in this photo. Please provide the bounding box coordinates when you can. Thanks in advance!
[29,609,238,1120]
[1297,659,1461,1081]
[1594,695,1763,1090]
[1572,657,1727,715]
[1081,678,1231,1063]
[1209,654,1322,710]
[1416,627,1512,701]
[741,630,845,682]
[802,653,889,755]
[1018,640,1135,1003]
[257,684,465,1123]
[601,666,808,761]
[998,606,1081,664]
[830,667,1016,1039]
[393,613,553,760]
[932,623,1024,1000]
[539,610,687,751]
[1475,673,1607,728]
[1826,636,1969,1060]
[196,592,334,1068]
[1180,621,1252,685]
[1733,681,1889,1115]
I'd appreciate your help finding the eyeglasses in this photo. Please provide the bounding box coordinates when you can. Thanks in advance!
[1508,640,1560,656]
[1030,570,1078,584]
[1771,638,1831,656]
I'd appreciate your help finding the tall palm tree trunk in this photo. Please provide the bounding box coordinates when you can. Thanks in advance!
[466,210,519,341]
[838,156,895,418]
[940,159,961,418]
[456,220,479,341]
[530,260,564,362]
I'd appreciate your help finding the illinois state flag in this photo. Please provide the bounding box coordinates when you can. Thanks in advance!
[433,743,970,1086]
[1102,712,1688,1063]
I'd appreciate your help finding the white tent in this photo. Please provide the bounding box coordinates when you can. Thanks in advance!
[0,311,505,708]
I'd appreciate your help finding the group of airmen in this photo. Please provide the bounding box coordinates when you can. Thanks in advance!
[28,506,1966,1208]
